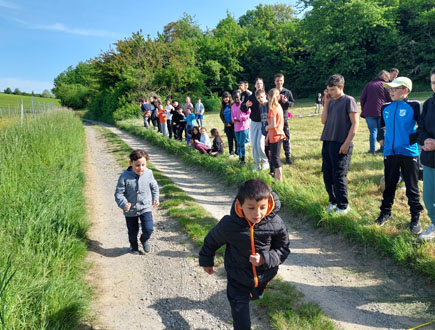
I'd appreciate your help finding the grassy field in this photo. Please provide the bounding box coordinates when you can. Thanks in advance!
[113,87,435,281]
[0,92,61,112]
[0,111,90,328]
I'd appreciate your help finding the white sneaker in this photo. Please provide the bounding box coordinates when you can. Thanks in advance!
[253,164,260,171]
[419,224,435,240]
[335,206,351,215]
[261,163,270,171]
[325,204,337,213]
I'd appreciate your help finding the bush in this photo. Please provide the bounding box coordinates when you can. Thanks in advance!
[203,94,221,113]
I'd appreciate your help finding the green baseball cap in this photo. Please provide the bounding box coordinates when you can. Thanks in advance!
[384,77,412,92]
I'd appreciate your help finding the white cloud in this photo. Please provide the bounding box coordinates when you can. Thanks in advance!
[0,77,53,94]
[0,0,19,9]
[36,22,122,38]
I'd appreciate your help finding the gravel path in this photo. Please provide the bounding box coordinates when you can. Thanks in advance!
[84,124,270,330]
[85,121,435,330]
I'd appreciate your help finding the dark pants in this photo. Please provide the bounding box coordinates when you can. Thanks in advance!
[269,140,283,169]
[167,119,173,139]
[322,141,353,209]
[177,124,186,141]
[125,212,154,250]
[227,278,267,330]
[152,117,160,132]
[381,155,423,215]
[282,120,291,159]
[224,125,238,155]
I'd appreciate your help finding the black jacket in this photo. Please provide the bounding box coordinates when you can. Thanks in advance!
[241,93,261,122]
[199,192,290,287]
[211,136,224,154]
[418,93,435,168]
[279,87,295,116]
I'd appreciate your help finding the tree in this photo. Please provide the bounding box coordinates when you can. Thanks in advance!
[41,89,54,98]
[3,88,12,94]
[13,88,21,95]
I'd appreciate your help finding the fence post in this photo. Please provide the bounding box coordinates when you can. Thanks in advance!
[20,97,24,127]
[38,98,41,113]
[32,95,34,114]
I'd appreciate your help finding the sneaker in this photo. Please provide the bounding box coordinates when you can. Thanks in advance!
[375,148,384,153]
[366,150,375,154]
[325,204,337,213]
[335,206,350,215]
[142,240,151,253]
[410,215,422,235]
[130,248,139,255]
[285,157,294,165]
[375,213,391,226]
[253,164,260,171]
[419,224,435,240]
[261,163,270,171]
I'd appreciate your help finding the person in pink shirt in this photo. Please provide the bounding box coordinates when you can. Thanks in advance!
[231,91,251,164]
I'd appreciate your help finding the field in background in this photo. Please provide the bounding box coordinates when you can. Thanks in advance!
[0,92,61,112]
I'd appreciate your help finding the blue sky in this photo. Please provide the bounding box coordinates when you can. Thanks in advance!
[0,0,298,93]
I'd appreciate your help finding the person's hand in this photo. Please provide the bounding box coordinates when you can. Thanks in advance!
[124,203,131,212]
[233,118,240,122]
[423,138,435,151]
[153,200,159,206]
[280,94,288,103]
[249,253,264,266]
[246,100,253,107]
[324,91,331,104]
[339,142,350,154]
[203,266,215,274]
[379,140,385,147]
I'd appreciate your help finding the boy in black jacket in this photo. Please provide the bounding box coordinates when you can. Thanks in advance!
[199,179,290,330]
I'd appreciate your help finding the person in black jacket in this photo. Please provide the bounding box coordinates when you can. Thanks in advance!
[418,68,435,240]
[199,179,290,330]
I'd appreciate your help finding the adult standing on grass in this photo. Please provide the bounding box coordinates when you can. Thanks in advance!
[241,78,269,171]
[417,68,435,240]
[321,74,359,215]
[274,73,295,165]
[375,77,424,234]
[360,70,392,154]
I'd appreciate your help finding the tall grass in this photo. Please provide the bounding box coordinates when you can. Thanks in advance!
[0,110,90,328]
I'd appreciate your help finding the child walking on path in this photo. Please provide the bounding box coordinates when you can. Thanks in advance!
[199,179,290,330]
[232,91,251,164]
[114,149,159,254]
[265,88,286,181]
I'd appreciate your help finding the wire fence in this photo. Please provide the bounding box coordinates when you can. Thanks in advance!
[0,97,60,126]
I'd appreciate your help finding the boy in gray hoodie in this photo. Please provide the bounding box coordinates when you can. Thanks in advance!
[115,149,159,254]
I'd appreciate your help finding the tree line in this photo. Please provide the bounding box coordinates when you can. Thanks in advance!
[52,0,435,122]
[3,87,54,98]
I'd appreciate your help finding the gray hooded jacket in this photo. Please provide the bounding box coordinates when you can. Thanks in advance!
[114,166,159,217]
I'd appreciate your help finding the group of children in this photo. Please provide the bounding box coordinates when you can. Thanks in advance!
[116,68,435,330]
[115,150,289,329]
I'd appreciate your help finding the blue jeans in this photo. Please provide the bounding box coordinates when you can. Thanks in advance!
[125,211,154,250]
[423,165,435,225]
[195,114,203,127]
[365,117,381,153]
[235,130,249,158]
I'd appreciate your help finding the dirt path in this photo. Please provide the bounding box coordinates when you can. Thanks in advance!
[84,124,270,329]
[83,121,435,330]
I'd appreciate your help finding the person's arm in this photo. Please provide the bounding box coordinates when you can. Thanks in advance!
[377,105,386,146]
[418,100,432,148]
[199,219,227,274]
[114,175,129,210]
[321,92,331,125]
[339,111,359,154]
[360,85,367,109]
[259,218,290,268]
[239,108,251,122]
[149,172,160,206]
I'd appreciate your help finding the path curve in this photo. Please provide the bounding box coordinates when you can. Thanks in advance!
[86,121,435,330]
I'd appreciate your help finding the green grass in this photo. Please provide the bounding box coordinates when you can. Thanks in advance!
[0,92,61,113]
[115,96,435,282]
[0,110,90,328]
[95,124,334,329]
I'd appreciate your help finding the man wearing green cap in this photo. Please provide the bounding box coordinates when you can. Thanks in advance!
[375,77,424,234]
